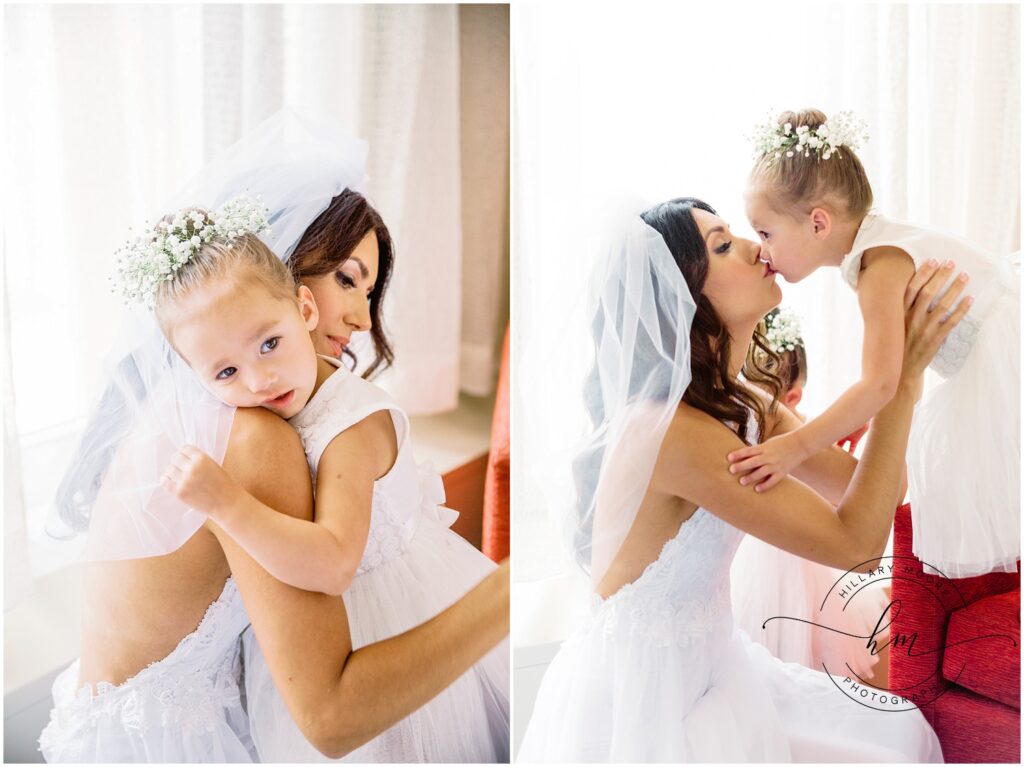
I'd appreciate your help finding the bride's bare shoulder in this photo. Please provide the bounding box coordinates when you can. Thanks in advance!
[228,406,301,444]
[222,408,312,521]
[661,403,743,464]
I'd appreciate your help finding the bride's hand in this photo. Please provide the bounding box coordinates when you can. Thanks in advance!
[900,259,973,398]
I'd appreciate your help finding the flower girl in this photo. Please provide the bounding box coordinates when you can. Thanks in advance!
[729,109,1019,578]
[115,196,509,762]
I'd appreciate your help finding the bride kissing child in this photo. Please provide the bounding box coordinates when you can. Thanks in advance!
[729,108,1020,579]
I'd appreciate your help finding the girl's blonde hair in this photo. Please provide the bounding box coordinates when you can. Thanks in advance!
[749,108,873,220]
[153,209,296,335]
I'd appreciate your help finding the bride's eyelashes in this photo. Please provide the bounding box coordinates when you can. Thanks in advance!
[715,240,733,254]
[335,269,376,298]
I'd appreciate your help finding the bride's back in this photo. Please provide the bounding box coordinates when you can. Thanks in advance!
[595,490,699,599]
[77,524,229,689]
[591,408,703,599]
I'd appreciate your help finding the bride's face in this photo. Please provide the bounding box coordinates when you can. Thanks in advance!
[692,208,782,328]
[301,231,379,359]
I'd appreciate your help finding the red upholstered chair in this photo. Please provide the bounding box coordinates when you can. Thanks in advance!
[482,326,510,562]
[889,504,1020,763]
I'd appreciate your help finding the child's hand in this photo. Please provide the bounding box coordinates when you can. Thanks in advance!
[727,433,806,492]
[162,445,243,518]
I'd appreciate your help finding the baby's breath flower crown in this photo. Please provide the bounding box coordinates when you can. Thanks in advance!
[749,110,869,163]
[111,194,271,307]
[763,306,804,354]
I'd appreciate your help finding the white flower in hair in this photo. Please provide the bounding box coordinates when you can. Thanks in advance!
[763,306,804,354]
[749,110,869,163]
[111,193,271,307]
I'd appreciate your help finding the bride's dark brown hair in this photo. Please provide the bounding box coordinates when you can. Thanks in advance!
[289,189,394,379]
[572,198,785,571]
[640,197,784,442]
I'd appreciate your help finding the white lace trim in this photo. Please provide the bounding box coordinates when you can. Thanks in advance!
[39,579,247,754]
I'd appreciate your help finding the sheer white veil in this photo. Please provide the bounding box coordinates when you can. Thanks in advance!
[49,108,368,561]
[529,205,697,587]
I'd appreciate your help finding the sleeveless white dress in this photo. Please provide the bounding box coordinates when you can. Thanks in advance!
[39,578,256,762]
[841,214,1020,578]
[518,416,943,763]
[242,358,510,763]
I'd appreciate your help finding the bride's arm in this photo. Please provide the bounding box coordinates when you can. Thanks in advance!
[210,408,508,758]
[653,264,969,572]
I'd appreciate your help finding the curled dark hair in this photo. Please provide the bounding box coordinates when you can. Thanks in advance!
[640,197,784,443]
[289,189,394,379]
[572,198,785,572]
[783,344,808,389]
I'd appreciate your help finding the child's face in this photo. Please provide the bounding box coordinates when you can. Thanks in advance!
[744,187,821,283]
[170,278,320,419]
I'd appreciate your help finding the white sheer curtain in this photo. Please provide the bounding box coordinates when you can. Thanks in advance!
[3,3,505,603]
[459,4,510,396]
[512,3,1020,645]
[3,282,33,610]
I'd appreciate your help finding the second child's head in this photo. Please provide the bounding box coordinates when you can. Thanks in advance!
[776,343,807,415]
[758,306,807,415]
[744,108,873,282]
[153,218,320,419]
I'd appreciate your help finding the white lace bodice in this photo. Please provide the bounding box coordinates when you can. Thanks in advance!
[579,508,743,650]
[288,357,455,577]
[840,213,1017,377]
[39,578,251,760]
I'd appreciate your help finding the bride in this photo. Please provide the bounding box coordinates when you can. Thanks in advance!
[518,197,965,762]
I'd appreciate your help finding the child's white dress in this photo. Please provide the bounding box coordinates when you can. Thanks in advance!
[241,358,510,763]
[39,578,256,762]
[841,213,1020,578]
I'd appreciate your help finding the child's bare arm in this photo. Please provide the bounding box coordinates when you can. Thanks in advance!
[164,411,395,596]
[790,248,914,448]
[728,247,916,491]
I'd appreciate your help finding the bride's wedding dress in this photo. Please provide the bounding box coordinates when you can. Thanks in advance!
[39,579,255,762]
[518,456,943,762]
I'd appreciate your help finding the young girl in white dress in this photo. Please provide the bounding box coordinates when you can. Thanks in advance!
[119,197,509,762]
[732,109,1020,578]
[731,307,889,678]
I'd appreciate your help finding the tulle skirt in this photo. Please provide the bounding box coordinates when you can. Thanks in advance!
[907,266,1020,578]
[517,616,942,763]
[731,535,889,677]
[243,516,510,763]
